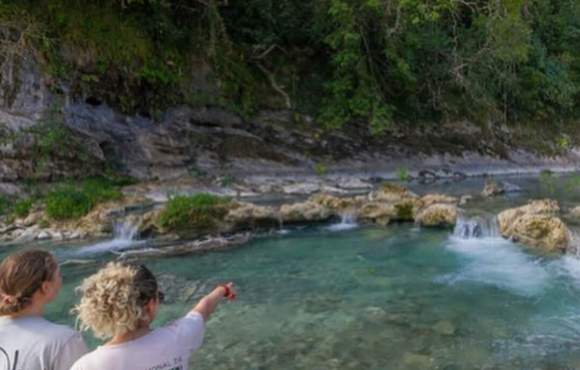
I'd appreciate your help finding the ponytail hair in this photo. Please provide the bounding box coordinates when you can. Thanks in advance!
[0,250,58,315]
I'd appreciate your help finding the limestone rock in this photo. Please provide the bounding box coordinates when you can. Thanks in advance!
[419,194,458,208]
[569,205,580,218]
[497,200,569,252]
[335,177,372,190]
[370,183,418,203]
[482,179,504,197]
[279,201,333,223]
[225,202,279,228]
[358,202,397,226]
[282,182,321,195]
[308,193,360,212]
[415,204,458,228]
[459,195,473,206]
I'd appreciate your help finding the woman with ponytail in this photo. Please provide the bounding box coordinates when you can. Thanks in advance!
[0,250,87,370]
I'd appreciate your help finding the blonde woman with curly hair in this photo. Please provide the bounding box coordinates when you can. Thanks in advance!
[0,249,88,370]
[71,261,236,370]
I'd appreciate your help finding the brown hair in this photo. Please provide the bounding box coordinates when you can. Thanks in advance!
[0,250,58,315]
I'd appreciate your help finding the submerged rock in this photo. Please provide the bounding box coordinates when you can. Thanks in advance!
[482,179,522,197]
[482,179,504,197]
[497,200,569,252]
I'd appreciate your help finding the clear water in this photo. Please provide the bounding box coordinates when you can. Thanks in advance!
[3,174,580,369]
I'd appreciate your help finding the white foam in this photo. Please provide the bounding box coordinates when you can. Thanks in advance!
[75,220,143,255]
[440,236,549,296]
[326,212,358,232]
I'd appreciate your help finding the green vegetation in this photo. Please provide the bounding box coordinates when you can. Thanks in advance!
[0,196,10,216]
[1,0,580,131]
[395,201,414,221]
[45,186,92,220]
[158,193,230,233]
[24,103,90,169]
[44,177,124,220]
[539,170,556,194]
[12,199,33,218]
[314,163,328,177]
[396,167,410,182]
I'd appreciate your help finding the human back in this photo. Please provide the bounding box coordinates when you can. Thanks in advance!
[0,249,87,370]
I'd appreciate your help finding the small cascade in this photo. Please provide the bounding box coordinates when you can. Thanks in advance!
[276,214,290,234]
[113,220,138,241]
[327,211,358,231]
[76,219,142,255]
[453,214,500,239]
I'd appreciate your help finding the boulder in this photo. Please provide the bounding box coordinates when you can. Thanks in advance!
[497,200,569,252]
[279,201,333,223]
[370,183,418,203]
[358,202,397,226]
[415,204,458,228]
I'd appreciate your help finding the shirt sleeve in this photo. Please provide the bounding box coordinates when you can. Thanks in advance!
[172,311,206,352]
[52,333,89,370]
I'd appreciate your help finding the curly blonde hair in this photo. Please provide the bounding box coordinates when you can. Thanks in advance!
[73,262,158,339]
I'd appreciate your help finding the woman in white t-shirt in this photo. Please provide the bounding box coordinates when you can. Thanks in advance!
[71,262,236,370]
[0,249,88,370]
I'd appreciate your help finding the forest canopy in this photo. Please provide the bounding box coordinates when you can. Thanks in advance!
[1,0,579,132]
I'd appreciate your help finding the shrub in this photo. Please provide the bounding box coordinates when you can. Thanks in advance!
[0,196,10,216]
[396,167,410,182]
[81,177,123,205]
[12,199,33,218]
[314,163,328,177]
[158,193,230,233]
[45,186,93,220]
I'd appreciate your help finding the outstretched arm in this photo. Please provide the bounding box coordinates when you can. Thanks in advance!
[192,282,236,321]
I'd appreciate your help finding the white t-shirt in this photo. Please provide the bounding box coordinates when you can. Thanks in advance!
[71,312,205,370]
[0,315,88,370]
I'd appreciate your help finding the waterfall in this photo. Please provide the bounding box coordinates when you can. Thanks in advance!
[327,211,358,231]
[76,219,141,255]
[113,220,138,241]
[452,214,500,239]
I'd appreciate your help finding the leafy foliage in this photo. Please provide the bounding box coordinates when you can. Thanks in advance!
[2,0,580,130]
[0,197,10,216]
[44,177,124,220]
[45,186,93,220]
[12,199,33,218]
[158,193,230,233]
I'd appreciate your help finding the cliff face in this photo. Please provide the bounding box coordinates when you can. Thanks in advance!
[1,51,580,192]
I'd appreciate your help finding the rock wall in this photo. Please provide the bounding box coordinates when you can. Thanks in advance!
[3,51,580,192]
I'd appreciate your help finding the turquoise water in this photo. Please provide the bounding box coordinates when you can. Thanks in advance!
[4,224,580,369]
[3,174,580,369]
